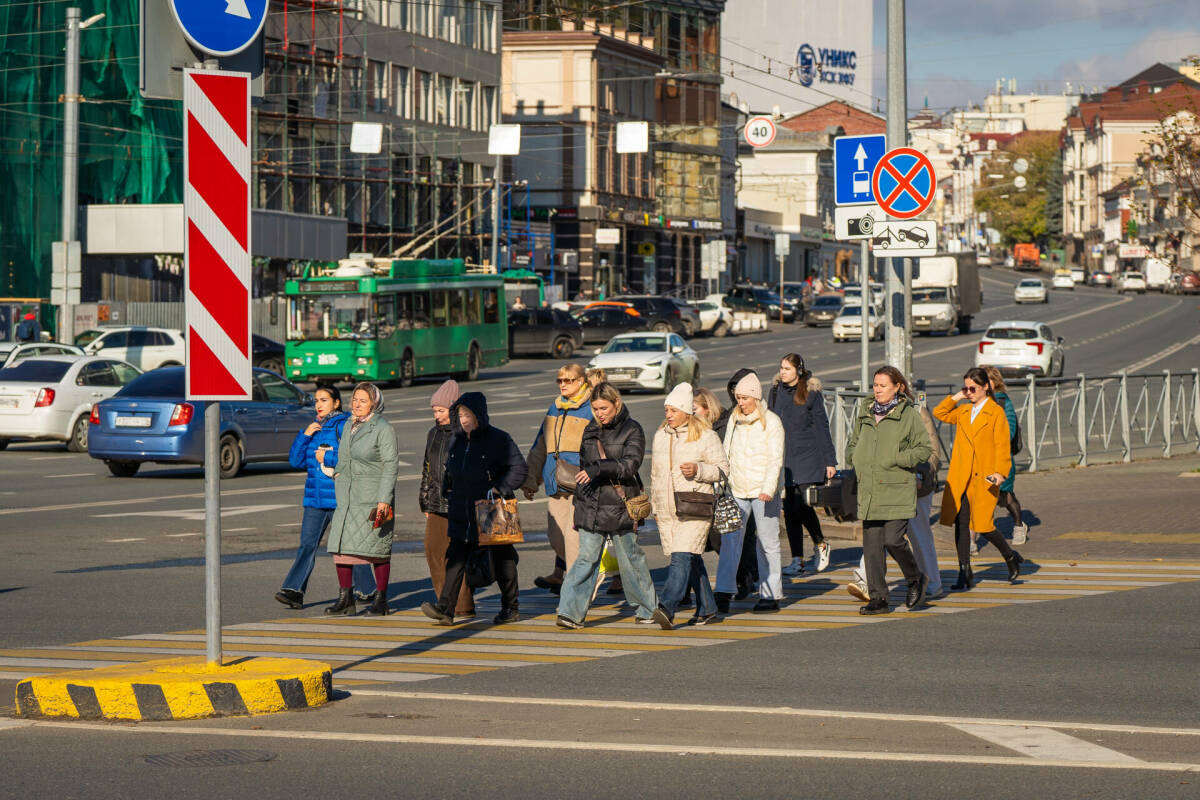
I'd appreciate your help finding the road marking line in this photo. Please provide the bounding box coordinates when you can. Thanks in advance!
[18,720,1199,771]
[105,538,145,543]
[225,527,256,532]
[0,719,32,732]
[165,533,200,538]
[1057,532,1200,545]
[43,472,96,478]
[1122,329,1200,373]
[0,483,304,516]
[952,723,1142,763]
[29,455,76,461]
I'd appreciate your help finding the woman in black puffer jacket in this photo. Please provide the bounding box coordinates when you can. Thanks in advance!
[555,382,659,628]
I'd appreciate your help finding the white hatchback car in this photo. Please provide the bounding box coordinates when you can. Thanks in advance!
[0,356,141,451]
[1118,271,1147,293]
[1051,272,1075,290]
[82,326,185,371]
[587,332,699,393]
[976,321,1065,378]
[0,341,84,368]
[832,305,884,342]
[1013,278,1048,304]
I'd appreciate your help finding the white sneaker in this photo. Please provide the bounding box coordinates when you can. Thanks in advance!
[847,580,869,601]
[815,542,831,572]
[968,538,979,556]
[1012,524,1029,546]
[781,557,805,577]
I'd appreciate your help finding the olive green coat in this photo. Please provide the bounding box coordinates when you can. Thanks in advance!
[327,414,399,558]
[845,396,932,521]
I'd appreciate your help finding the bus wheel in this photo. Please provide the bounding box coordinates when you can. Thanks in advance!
[399,351,415,388]
[464,344,481,382]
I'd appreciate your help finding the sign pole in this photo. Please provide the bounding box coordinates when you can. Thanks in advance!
[886,0,911,377]
[860,240,871,391]
[491,154,501,270]
[204,401,221,665]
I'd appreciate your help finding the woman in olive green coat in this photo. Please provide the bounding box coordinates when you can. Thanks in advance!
[325,383,399,616]
[844,366,932,615]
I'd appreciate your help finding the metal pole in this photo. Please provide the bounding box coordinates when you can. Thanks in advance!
[1119,372,1131,463]
[885,0,911,375]
[1163,369,1172,458]
[860,241,870,390]
[490,154,501,270]
[1027,374,1039,473]
[777,254,785,323]
[58,7,82,342]
[1076,374,1088,466]
[204,401,222,665]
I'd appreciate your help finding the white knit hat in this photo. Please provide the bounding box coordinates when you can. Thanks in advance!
[663,382,695,415]
[733,372,762,400]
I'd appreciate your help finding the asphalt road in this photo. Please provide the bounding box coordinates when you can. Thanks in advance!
[2,268,1199,797]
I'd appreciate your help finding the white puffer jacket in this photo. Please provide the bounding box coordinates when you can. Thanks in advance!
[722,404,785,499]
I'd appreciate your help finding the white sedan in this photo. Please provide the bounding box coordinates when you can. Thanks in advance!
[1013,278,1048,304]
[1051,273,1075,290]
[691,299,733,337]
[0,356,141,451]
[1118,271,1147,293]
[587,332,698,393]
[975,321,1065,379]
[832,305,884,342]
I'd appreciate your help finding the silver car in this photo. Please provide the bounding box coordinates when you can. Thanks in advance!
[587,332,699,393]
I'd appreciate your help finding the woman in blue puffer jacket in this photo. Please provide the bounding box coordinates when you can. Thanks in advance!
[275,386,354,608]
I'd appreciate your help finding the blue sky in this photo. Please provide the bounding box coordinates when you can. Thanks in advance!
[874,0,1200,111]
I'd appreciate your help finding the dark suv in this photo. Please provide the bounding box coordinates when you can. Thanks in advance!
[607,295,694,336]
[725,285,796,323]
[508,308,584,358]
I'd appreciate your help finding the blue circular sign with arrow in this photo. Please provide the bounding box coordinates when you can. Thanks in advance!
[170,0,269,57]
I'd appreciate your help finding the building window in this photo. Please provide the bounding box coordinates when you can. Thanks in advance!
[393,0,408,31]
[393,65,410,118]
[342,60,362,110]
[367,60,387,113]
[461,0,477,48]
[437,75,453,126]
[482,85,497,130]
[457,81,476,131]
[415,70,432,121]
[439,0,459,43]
[364,0,385,25]
[412,0,429,36]
[482,4,496,52]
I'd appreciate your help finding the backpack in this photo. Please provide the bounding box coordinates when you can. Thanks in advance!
[15,319,34,342]
[1010,415,1023,455]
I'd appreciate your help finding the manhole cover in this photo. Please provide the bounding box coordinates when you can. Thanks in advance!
[144,749,277,767]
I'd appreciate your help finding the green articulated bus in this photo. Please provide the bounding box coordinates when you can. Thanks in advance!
[284,258,508,386]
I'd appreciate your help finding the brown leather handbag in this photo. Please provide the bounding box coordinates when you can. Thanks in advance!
[595,439,651,528]
[669,436,713,522]
[475,490,524,545]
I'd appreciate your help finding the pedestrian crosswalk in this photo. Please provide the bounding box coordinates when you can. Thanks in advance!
[3,559,1199,687]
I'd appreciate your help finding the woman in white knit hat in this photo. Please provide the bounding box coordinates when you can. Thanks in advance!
[649,382,730,629]
[718,372,786,613]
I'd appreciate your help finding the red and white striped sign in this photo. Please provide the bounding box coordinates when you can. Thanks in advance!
[184,69,252,400]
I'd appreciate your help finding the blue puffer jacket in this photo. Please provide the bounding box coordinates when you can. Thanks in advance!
[289,411,349,509]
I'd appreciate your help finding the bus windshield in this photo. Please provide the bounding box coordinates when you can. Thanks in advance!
[291,294,387,341]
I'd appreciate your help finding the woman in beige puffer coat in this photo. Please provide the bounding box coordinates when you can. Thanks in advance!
[649,383,729,630]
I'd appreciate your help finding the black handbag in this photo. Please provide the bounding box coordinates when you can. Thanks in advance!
[466,547,495,589]
[803,470,858,522]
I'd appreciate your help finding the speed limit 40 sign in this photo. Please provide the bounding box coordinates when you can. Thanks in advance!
[744,115,777,148]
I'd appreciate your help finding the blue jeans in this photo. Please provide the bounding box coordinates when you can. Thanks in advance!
[281,507,375,596]
[658,551,717,619]
[558,528,658,623]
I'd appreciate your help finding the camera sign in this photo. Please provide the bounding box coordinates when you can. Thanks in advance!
[834,205,887,240]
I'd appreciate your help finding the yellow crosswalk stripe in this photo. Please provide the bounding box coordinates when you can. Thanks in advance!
[2,558,1196,687]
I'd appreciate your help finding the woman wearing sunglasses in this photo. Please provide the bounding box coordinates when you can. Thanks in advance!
[934,367,1024,591]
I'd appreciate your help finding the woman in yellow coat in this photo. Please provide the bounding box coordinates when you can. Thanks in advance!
[934,367,1025,591]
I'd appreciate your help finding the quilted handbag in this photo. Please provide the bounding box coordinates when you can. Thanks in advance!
[711,470,743,535]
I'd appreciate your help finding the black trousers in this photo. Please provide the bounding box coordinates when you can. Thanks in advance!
[439,539,519,614]
[953,489,1015,565]
[782,483,825,560]
[862,519,921,604]
[736,513,759,589]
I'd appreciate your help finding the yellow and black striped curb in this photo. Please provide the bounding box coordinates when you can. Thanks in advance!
[15,656,333,721]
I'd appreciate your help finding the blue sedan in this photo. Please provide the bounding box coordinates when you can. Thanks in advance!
[88,367,315,478]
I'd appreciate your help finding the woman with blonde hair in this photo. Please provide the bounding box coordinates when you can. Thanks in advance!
[984,366,1027,545]
[586,367,607,388]
[649,383,729,629]
[522,363,594,593]
[692,387,723,429]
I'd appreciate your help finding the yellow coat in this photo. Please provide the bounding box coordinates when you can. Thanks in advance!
[934,395,1012,533]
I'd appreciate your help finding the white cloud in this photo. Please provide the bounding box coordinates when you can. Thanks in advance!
[1055,28,1200,90]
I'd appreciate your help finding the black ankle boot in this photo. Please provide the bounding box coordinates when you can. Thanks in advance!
[324,588,356,615]
[366,591,389,615]
[951,563,974,591]
[714,591,732,614]
[1006,551,1024,583]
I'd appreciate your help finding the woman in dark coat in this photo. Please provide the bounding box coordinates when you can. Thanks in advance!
[769,353,837,576]
[421,392,528,626]
[555,382,658,628]
[420,379,474,618]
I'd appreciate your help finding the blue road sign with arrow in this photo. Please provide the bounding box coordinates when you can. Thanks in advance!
[170,0,269,57]
[834,134,886,206]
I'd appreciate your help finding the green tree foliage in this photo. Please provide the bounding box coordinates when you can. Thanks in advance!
[974,131,1060,246]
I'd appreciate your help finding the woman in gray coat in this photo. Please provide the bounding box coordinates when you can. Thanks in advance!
[324,382,399,616]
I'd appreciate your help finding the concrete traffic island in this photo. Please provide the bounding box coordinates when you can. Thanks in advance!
[15,656,333,721]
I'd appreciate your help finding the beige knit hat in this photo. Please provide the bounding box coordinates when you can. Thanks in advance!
[663,382,695,415]
[733,372,762,400]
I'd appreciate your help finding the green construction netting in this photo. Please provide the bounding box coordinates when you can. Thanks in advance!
[0,0,181,300]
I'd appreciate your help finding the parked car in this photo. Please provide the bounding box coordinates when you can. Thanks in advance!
[1164,273,1183,295]
[73,328,105,348]
[81,326,185,371]
[725,285,796,322]
[976,321,1065,378]
[586,332,698,393]
[1051,271,1075,290]
[0,356,141,452]
[1070,266,1087,284]
[1013,278,1048,304]
[1088,271,1113,288]
[0,341,83,368]
[803,294,844,326]
[690,300,733,338]
[608,295,697,336]
[781,282,811,312]
[253,334,287,374]
[573,304,650,344]
[1181,271,1200,294]
[88,366,313,478]
[1117,271,1147,294]
[508,308,583,358]
[832,305,884,342]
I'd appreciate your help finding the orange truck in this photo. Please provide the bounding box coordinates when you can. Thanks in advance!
[1013,243,1041,270]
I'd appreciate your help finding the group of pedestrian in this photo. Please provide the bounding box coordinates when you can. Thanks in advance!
[272,352,1028,625]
